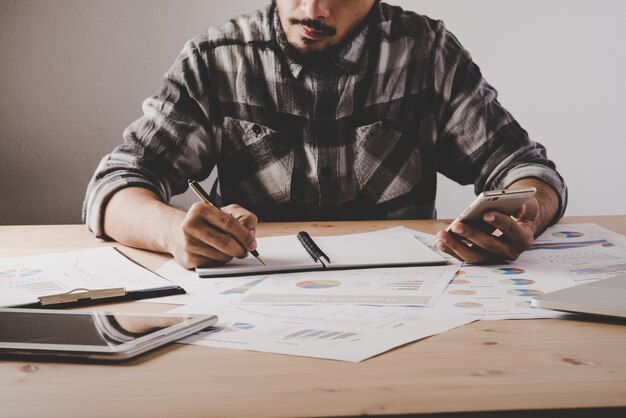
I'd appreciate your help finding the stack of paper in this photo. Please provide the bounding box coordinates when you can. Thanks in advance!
[150,228,472,362]
[15,225,616,362]
[149,224,626,362]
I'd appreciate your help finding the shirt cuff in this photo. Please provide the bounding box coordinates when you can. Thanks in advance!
[492,163,568,225]
[82,174,167,238]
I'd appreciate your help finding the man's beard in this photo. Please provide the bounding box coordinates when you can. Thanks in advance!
[283,17,339,69]
[282,40,340,70]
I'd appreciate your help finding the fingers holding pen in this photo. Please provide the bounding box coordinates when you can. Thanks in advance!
[177,233,234,268]
[221,204,258,248]
[184,203,254,259]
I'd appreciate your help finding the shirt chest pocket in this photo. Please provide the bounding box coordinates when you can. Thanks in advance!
[216,117,294,204]
[353,118,422,204]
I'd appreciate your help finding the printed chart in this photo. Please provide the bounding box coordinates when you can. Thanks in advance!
[176,302,473,362]
[430,262,575,320]
[529,223,626,252]
[0,268,43,278]
[239,265,459,306]
[166,223,624,362]
[296,280,342,289]
[222,278,267,295]
[519,224,626,284]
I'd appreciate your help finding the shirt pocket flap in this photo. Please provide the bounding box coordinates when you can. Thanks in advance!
[354,118,422,204]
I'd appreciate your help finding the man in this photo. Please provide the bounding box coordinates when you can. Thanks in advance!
[84,0,567,268]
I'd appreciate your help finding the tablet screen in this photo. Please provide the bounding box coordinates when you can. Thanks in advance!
[0,310,189,347]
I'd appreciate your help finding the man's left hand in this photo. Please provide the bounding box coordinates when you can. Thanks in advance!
[435,197,539,264]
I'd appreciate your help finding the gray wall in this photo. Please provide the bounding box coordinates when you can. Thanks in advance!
[1,0,625,226]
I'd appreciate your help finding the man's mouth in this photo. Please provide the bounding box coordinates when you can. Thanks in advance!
[288,18,337,43]
[300,26,329,41]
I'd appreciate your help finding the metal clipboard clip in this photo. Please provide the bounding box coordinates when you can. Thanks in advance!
[37,287,127,306]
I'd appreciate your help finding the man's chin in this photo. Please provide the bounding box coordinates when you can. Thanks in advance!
[294,38,333,53]
[284,39,338,68]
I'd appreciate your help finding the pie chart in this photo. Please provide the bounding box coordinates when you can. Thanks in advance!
[296,280,342,289]
[507,289,544,297]
[552,231,584,238]
[500,278,535,285]
[493,267,525,275]
[454,302,483,308]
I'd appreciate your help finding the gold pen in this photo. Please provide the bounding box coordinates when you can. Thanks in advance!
[188,179,266,265]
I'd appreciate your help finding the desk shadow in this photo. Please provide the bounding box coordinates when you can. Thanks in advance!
[0,341,184,366]
[558,312,626,326]
[370,406,626,418]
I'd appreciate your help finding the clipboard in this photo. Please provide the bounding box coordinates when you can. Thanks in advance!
[11,285,186,309]
[0,247,187,309]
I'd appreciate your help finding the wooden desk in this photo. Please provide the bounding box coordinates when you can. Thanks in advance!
[1,216,625,418]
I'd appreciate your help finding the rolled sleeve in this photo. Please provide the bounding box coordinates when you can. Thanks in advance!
[82,40,215,237]
[82,155,170,238]
[433,21,567,224]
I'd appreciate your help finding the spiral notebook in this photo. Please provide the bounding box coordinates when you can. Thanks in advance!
[195,229,447,278]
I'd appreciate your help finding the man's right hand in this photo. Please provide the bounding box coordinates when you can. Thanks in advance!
[170,202,258,268]
[103,187,258,269]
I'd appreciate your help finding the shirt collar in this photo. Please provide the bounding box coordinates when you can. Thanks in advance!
[272,2,379,78]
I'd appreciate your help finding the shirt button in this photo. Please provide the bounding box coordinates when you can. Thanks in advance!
[252,124,263,136]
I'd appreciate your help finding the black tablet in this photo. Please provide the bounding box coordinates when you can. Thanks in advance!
[0,308,217,361]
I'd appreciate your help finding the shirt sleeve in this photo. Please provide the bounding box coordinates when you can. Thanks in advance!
[82,40,216,237]
[431,21,567,223]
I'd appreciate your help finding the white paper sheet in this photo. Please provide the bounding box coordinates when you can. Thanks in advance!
[426,223,626,320]
[141,227,456,305]
[237,265,458,306]
[174,302,473,362]
[518,223,626,284]
[137,259,263,305]
[524,223,626,252]
[427,262,577,320]
[0,247,176,307]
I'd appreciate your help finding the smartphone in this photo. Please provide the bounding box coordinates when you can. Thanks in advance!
[447,187,537,231]
[0,309,217,361]
[436,187,538,248]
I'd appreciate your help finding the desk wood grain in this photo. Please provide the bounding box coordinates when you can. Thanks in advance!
[1,217,625,418]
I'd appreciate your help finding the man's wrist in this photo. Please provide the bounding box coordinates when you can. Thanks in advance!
[508,178,560,236]
[104,187,186,255]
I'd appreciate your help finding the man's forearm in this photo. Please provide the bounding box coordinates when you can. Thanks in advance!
[103,187,185,254]
[508,178,560,236]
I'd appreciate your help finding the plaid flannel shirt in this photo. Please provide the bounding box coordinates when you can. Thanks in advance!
[84,1,567,236]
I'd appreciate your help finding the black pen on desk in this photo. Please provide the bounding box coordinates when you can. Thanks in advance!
[188,179,266,265]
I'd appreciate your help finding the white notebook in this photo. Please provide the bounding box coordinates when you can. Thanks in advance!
[196,229,447,278]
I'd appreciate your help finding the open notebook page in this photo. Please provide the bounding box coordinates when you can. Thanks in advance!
[314,230,445,268]
[196,229,446,278]
[196,234,321,277]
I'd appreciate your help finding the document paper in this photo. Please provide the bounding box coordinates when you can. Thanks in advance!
[175,302,473,362]
[0,247,176,307]
[238,265,459,306]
